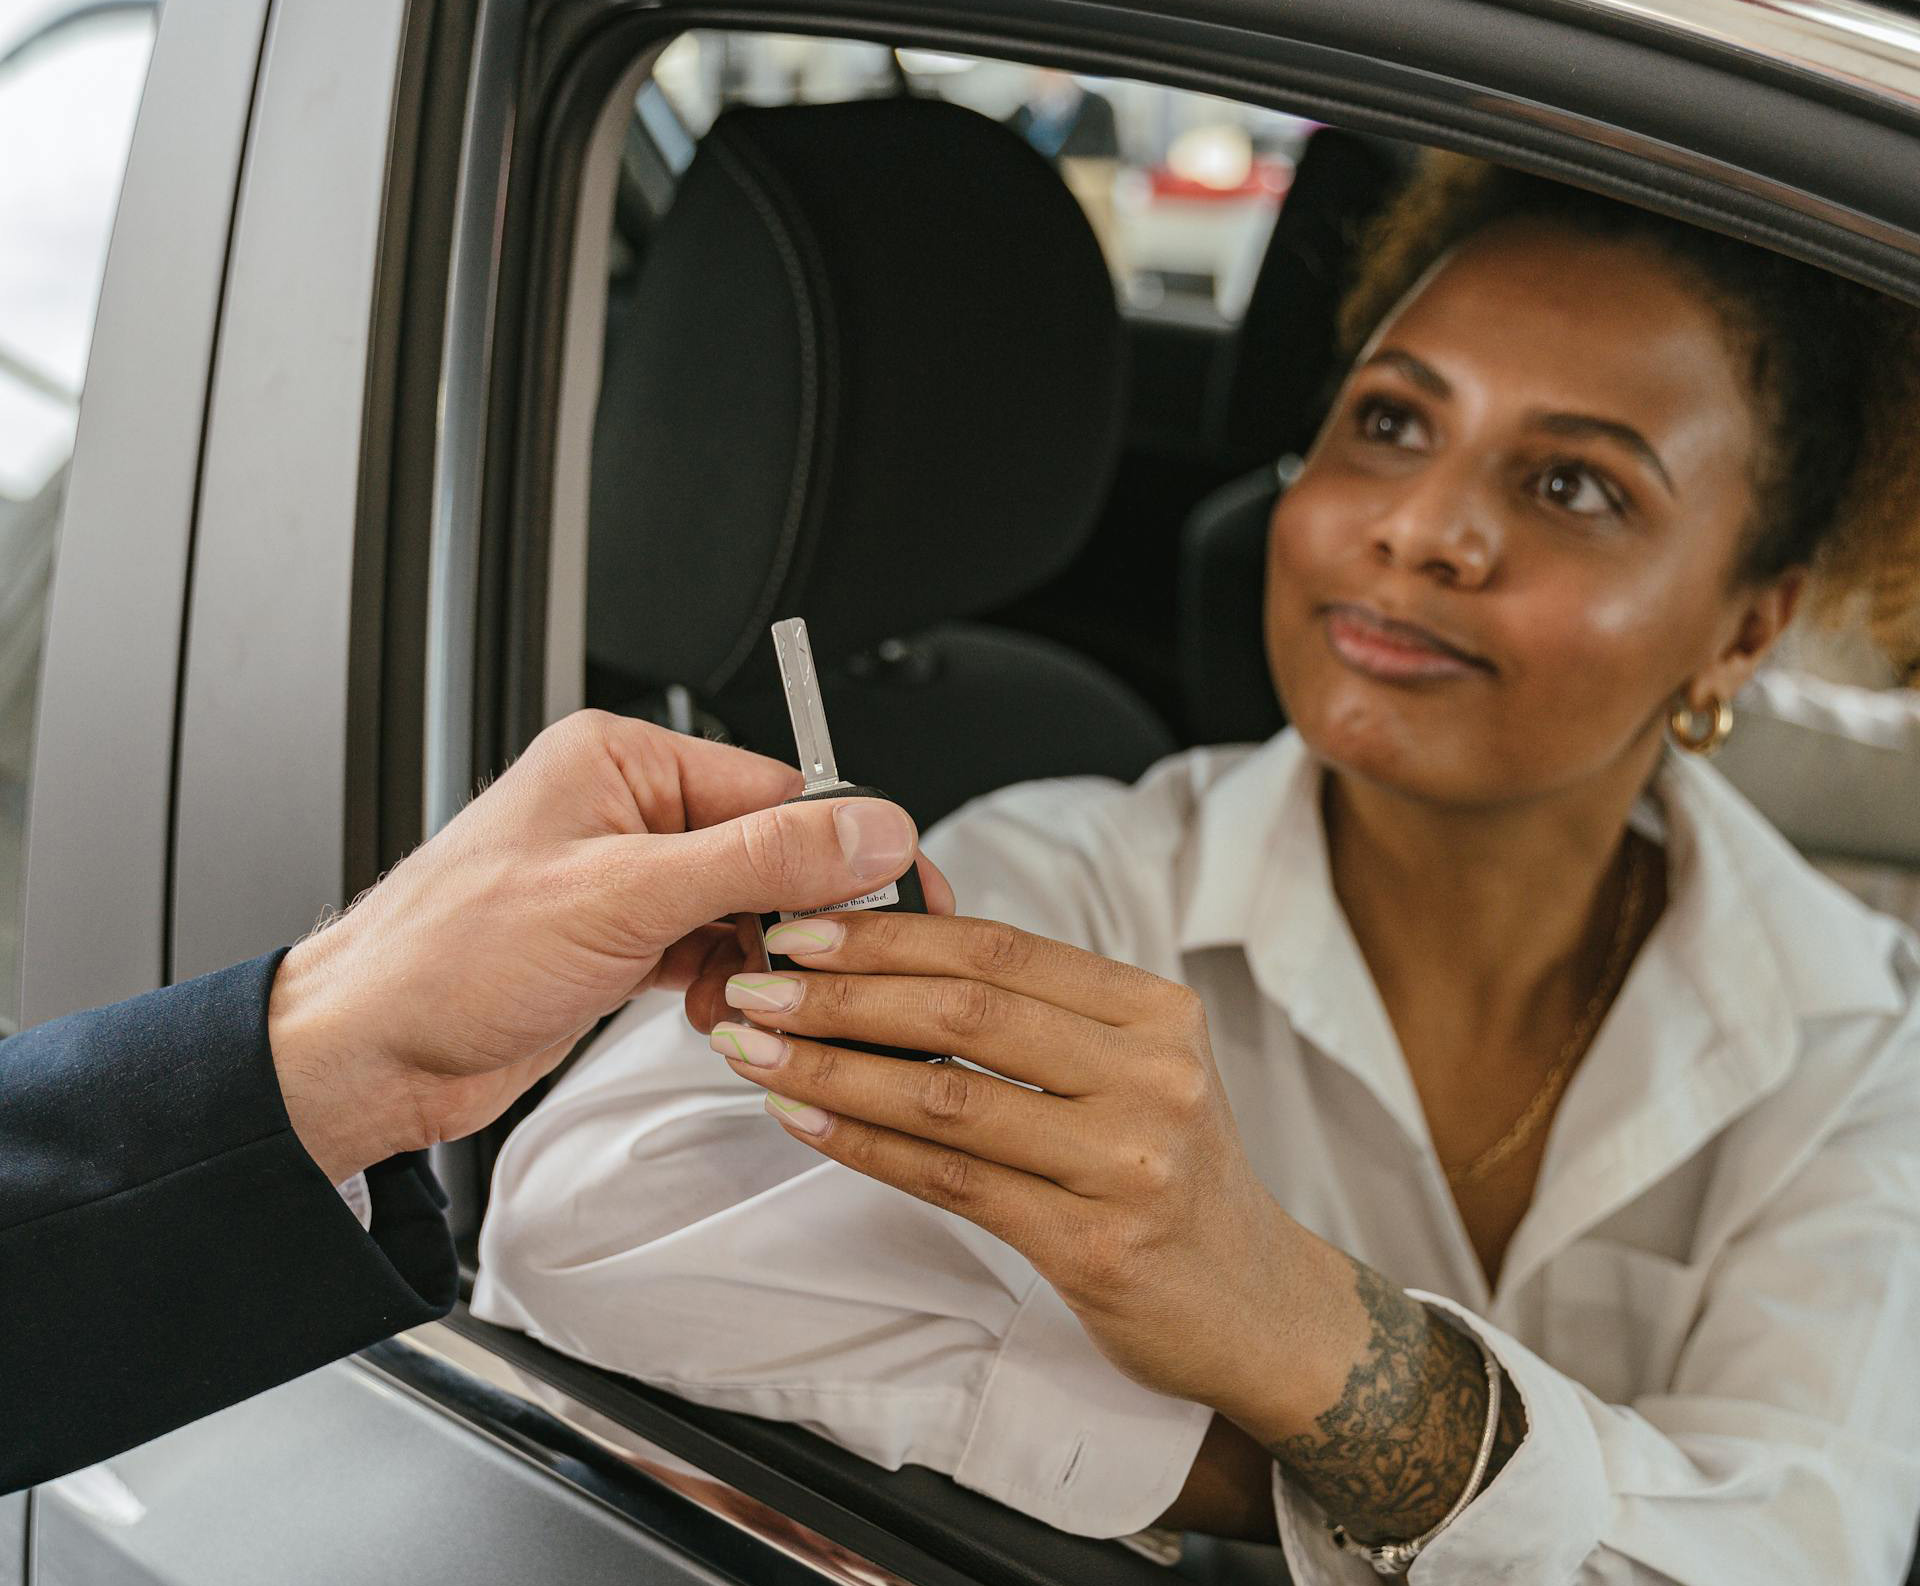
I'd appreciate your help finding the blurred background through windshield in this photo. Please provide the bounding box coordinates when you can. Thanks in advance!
[653,32,1319,322]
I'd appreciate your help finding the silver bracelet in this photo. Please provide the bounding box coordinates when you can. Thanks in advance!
[1328,1320,1503,1576]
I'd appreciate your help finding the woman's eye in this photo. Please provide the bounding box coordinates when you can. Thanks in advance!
[1353,397,1426,449]
[1537,462,1623,518]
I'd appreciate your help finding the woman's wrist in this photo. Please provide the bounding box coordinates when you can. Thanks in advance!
[1206,1213,1370,1445]
[1220,1232,1525,1547]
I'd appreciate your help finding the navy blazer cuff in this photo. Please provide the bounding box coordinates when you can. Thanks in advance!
[1,949,456,1492]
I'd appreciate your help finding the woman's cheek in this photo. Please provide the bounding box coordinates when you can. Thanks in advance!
[1261,514,1316,691]
[1497,584,1686,764]
[1263,492,1354,646]
[1520,575,1685,691]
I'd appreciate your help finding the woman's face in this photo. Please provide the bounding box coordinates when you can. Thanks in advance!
[1264,218,1778,809]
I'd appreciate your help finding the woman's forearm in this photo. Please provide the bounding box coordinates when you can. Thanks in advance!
[1251,1249,1526,1545]
[1160,1243,1526,1549]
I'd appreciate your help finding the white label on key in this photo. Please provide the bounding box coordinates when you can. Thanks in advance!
[779,883,900,922]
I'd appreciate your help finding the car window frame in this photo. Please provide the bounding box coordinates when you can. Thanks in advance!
[381,0,1920,1577]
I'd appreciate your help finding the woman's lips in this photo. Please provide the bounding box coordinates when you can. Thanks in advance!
[1322,604,1492,682]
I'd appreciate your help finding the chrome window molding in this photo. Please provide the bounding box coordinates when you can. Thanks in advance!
[361,1323,915,1586]
[542,51,663,731]
[427,0,528,839]
[1484,87,1919,250]
[1545,0,1920,111]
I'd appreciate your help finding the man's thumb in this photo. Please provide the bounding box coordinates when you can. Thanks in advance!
[641,797,919,926]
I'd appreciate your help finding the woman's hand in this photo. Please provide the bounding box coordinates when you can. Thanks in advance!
[689,908,1335,1423]
[693,907,1527,1547]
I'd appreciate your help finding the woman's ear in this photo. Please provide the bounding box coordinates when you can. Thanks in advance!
[1687,568,1806,708]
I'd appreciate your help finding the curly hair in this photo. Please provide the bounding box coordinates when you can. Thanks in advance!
[1336,153,1920,679]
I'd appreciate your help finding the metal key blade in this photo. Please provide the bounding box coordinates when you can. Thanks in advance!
[772,618,845,793]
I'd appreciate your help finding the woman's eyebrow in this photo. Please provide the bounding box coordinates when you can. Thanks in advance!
[1532,412,1676,496]
[1360,348,1450,398]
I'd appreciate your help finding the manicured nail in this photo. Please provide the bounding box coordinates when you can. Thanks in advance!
[765,1093,832,1135]
[726,975,801,1012]
[710,1022,788,1068]
[765,918,845,957]
[835,801,914,881]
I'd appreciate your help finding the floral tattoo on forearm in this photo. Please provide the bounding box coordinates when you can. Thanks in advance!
[1268,1255,1527,1545]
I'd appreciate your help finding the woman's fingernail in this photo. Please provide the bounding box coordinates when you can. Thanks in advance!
[726,975,801,1012]
[765,918,845,957]
[765,1093,833,1136]
[835,801,914,881]
[711,1022,788,1068]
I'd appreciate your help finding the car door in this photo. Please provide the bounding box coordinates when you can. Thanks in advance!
[14,0,676,1579]
[16,0,1920,1583]
[427,0,1920,1580]
[14,1,876,1579]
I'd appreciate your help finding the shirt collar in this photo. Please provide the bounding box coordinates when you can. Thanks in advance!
[1178,731,1428,1143]
[1174,728,1910,1177]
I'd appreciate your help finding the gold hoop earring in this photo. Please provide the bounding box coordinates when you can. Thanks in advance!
[1669,694,1734,756]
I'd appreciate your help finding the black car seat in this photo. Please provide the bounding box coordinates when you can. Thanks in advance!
[1179,464,1292,747]
[587,97,1175,827]
[1207,128,1404,473]
[1179,129,1406,745]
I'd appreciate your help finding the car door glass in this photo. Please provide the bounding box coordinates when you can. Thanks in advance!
[0,0,157,1031]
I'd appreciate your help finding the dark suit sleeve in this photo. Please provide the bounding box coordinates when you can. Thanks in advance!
[0,949,456,1492]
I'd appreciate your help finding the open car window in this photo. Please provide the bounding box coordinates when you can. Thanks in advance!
[446,17,1920,1585]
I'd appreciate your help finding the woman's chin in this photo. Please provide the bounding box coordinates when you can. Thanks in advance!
[1290,691,1491,807]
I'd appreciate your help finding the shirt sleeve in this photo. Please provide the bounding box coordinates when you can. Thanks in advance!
[1271,1017,1920,1586]
[337,1171,373,1230]
[474,772,1213,1537]
[473,990,1209,1534]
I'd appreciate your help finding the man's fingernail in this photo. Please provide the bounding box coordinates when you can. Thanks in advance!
[711,1022,788,1067]
[765,1093,833,1136]
[765,918,844,957]
[726,975,801,1012]
[835,801,914,880]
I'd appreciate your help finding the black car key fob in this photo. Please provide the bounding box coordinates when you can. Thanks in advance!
[754,619,947,1062]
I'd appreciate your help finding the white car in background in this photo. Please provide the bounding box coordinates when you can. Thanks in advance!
[0,0,153,1030]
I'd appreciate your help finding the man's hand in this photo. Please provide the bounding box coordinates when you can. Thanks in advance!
[267,710,952,1184]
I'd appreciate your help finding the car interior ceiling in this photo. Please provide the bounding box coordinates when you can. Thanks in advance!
[457,36,1920,1584]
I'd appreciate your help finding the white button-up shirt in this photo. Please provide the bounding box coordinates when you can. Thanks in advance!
[474,730,1920,1584]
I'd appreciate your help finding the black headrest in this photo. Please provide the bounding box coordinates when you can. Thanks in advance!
[588,98,1125,695]
[1212,129,1402,469]
[1179,466,1288,745]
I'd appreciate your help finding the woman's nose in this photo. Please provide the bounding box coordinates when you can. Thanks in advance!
[1368,477,1498,588]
